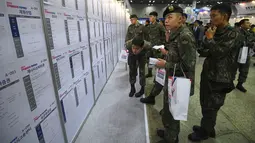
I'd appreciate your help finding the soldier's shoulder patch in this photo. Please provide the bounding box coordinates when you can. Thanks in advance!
[228,31,237,39]
[181,38,189,45]
[180,33,192,45]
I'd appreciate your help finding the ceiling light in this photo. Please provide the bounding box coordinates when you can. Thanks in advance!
[149,0,151,2]
[130,0,132,2]
[252,1,255,3]
[148,4,150,5]
[153,1,155,3]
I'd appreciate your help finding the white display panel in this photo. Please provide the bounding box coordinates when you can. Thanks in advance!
[0,0,64,143]
[60,71,94,143]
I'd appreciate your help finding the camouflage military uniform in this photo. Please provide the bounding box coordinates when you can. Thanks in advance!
[125,40,151,86]
[162,25,196,142]
[125,23,148,86]
[196,25,242,135]
[125,23,148,42]
[148,22,166,58]
[237,28,255,83]
[145,22,165,96]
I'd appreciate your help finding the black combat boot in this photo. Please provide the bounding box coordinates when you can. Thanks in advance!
[192,125,216,138]
[188,127,210,142]
[157,129,179,143]
[146,69,153,78]
[157,129,165,138]
[135,86,144,97]
[129,84,136,97]
[236,82,247,93]
[140,95,155,105]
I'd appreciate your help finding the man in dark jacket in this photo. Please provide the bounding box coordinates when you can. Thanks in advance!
[189,4,243,142]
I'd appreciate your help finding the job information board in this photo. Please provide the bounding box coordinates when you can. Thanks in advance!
[0,0,65,143]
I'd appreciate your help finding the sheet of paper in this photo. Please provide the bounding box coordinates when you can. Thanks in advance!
[44,8,68,50]
[16,17,46,56]
[37,109,65,143]
[153,45,165,50]
[80,44,91,73]
[89,19,95,39]
[70,51,83,79]
[51,50,73,99]
[67,19,79,45]
[149,57,159,65]
[78,16,88,42]
[0,12,16,65]
[0,63,35,143]
[77,0,85,11]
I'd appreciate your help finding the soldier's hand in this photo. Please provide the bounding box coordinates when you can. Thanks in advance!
[160,48,168,55]
[156,59,166,68]
[206,26,217,39]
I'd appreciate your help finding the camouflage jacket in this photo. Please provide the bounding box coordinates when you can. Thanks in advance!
[125,40,151,56]
[125,22,148,42]
[164,25,196,95]
[148,22,166,46]
[240,28,255,50]
[198,25,243,83]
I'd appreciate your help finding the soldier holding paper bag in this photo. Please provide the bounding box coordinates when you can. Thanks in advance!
[155,5,196,143]
[236,19,255,93]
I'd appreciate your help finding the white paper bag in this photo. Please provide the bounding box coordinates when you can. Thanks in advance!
[168,76,191,121]
[119,50,128,63]
[155,68,166,86]
[238,46,248,64]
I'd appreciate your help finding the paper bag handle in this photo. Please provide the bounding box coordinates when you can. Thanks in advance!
[173,64,187,78]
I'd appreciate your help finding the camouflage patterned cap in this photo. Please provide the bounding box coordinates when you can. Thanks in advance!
[149,11,158,17]
[163,5,183,18]
[130,14,138,19]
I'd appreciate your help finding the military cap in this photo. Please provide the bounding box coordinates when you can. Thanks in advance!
[149,11,158,17]
[163,5,183,18]
[132,37,144,47]
[130,14,138,19]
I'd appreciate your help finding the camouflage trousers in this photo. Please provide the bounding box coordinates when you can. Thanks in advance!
[161,87,180,142]
[237,56,250,83]
[128,54,146,86]
[200,71,229,134]
[148,79,163,97]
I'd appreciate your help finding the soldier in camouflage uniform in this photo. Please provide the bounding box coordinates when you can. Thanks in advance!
[139,12,166,105]
[155,6,196,143]
[236,19,255,93]
[126,37,151,97]
[125,14,148,97]
[189,4,243,142]
[146,11,166,78]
